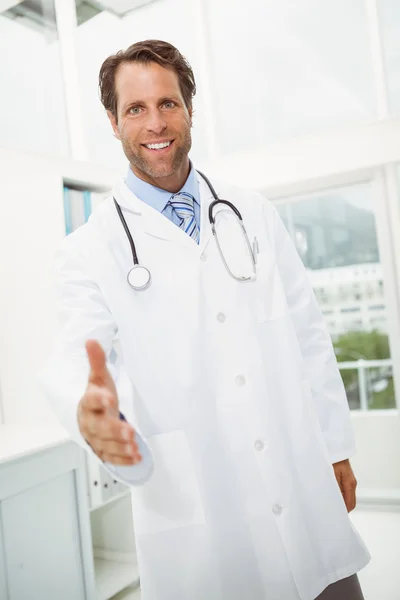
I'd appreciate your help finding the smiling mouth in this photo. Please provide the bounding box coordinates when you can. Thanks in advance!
[142,140,175,151]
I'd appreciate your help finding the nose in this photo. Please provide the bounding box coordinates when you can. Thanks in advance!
[145,108,167,136]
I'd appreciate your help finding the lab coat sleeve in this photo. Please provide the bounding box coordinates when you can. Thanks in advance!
[37,233,154,486]
[268,203,356,464]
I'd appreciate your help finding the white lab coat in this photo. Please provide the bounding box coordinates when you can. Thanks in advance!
[40,173,371,600]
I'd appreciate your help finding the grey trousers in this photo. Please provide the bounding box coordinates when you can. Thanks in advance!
[315,574,364,600]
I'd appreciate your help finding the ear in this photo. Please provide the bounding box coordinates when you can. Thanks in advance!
[107,110,121,140]
[188,104,193,127]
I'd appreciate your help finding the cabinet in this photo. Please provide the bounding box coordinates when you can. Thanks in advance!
[0,426,140,600]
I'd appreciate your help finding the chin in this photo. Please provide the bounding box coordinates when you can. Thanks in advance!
[146,154,183,179]
[146,165,176,180]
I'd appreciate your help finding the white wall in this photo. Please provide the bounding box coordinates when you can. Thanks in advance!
[0,14,69,158]
[71,0,390,171]
[0,147,117,425]
[352,412,400,491]
[201,117,400,192]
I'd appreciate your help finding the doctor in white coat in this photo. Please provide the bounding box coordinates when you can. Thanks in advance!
[40,40,371,600]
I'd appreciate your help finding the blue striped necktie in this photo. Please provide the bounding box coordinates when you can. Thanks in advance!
[169,192,200,243]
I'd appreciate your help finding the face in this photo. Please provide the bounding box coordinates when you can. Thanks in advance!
[108,61,192,191]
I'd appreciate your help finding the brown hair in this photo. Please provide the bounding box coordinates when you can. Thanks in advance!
[99,39,196,119]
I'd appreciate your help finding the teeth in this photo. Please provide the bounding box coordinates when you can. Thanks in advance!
[145,141,172,150]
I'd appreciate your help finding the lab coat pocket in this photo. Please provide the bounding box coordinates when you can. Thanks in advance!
[131,430,206,537]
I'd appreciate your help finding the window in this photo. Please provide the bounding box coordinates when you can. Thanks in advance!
[277,180,395,410]
[371,317,386,326]
[205,0,376,155]
[379,0,400,115]
[0,0,68,157]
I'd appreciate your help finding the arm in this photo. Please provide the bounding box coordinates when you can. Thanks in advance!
[268,203,356,464]
[38,233,153,485]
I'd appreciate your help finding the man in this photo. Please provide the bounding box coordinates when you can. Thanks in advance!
[40,40,370,600]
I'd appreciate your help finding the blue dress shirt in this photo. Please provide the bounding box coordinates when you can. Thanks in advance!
[125,163,201,236]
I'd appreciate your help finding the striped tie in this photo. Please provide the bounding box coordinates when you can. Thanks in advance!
[169,192,200,243]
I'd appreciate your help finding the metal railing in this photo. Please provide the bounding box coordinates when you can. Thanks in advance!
[338,358,394,410]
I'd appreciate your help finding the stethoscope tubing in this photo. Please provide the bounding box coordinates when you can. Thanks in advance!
[113,170,255,288]
[113,197,139,265]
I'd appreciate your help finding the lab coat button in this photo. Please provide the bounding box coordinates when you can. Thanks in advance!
[254,440,265,451]
[217,312,226,323]
[235,375,246,386]
[272,504,283,516]
[200,253,207,262]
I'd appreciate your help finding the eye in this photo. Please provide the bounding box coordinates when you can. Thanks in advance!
[163,101,176,109]
[129,106,142,115]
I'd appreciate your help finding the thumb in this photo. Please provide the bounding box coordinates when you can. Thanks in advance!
[86,340,108,384]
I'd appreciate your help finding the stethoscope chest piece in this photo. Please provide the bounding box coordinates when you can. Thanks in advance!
[127,265,151,290]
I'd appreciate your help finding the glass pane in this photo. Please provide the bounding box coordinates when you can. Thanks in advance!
[379,0,400,116]
[0,0,68,157]
[205,0,376,155]
[75,0,209,169]
[276,181,396,410]
[338,367,360,410]
[337,362,394,411]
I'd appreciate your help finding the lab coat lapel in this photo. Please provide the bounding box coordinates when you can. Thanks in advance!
[112,178,196,250]
[113,175,214,252]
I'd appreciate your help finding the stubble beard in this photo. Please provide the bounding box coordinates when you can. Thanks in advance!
[122,128,192,181]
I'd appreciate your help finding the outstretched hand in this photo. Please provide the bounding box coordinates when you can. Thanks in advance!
[77,340,142,466]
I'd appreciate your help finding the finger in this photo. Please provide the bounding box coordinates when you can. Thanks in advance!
[86,339,108,384]
[91,437,141,460]
[343,487,356,512]
[107,440,141,460]
[102,453,143,466]
[93,437,139,458]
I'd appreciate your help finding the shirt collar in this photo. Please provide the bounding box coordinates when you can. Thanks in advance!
[125,162,200,214]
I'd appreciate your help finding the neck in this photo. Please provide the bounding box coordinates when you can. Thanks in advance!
[130,157,191,193]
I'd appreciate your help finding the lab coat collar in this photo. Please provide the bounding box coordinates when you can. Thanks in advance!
[124,162,200,215]
[112,172,215,252]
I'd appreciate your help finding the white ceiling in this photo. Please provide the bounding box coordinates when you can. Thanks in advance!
[90,0,158,17]
[0,0,23,13]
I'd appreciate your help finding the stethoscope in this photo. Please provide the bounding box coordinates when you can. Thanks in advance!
[113,170,258,290]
